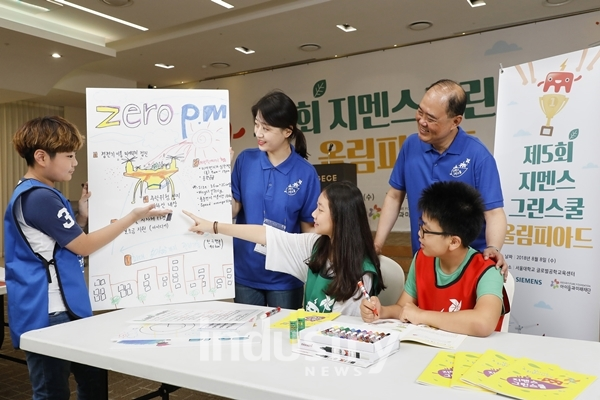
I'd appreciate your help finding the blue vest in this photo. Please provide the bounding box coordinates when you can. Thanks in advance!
[4,179,92,348]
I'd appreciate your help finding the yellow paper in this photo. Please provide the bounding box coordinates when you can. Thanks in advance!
[416,351,455,387]
[479,357,596,400]
[450,352,492,392]
[270,311,340,329]
[460,349,517,390]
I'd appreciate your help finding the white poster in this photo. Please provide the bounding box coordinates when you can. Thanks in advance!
[494,48,600,340]
[85,88,234,310]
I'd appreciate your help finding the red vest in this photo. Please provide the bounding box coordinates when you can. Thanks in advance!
[415,249,509,332]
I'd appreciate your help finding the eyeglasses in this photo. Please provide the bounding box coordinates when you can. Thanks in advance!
[418,218,452,237]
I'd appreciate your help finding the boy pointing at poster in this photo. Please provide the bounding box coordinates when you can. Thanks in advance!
[3,116,171,399]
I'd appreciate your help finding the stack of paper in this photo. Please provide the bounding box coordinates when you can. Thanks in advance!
[112,308,263,347]
[416,351,455,387]
[417,349,597,399]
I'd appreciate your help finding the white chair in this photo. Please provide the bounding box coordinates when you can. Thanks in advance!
[500,271,515,332]
[377,255,405,306]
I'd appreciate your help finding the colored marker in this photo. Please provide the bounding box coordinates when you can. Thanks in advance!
[259,306,282,319]
[358,281,379,317]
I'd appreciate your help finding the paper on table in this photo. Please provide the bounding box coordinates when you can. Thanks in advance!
[460,349,517,389]
[450,352,492,392]
[112,320,258,347]
[270,311,340,329]
[477,357,597,400]
[416,351,455,387]
[128,308,262,324]
[368,319,467,349]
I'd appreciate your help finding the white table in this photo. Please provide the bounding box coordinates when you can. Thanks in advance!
[20,301,600,399]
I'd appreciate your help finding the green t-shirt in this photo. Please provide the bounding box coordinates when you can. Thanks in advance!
[404,247,504,301]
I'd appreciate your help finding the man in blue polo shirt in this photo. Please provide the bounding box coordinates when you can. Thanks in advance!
[374,79,507,271]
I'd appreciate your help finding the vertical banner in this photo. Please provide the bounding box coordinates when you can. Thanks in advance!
[495,48,600,340]
[85,88,233,310]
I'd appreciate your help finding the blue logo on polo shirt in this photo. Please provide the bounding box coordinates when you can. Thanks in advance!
[284,179,303,195]
[450,158,471,178]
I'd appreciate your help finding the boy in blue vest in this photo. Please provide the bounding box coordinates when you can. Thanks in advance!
[361,181,509,337]
[4,116,171,399]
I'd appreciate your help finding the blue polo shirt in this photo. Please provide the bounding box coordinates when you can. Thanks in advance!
[389,127,504,255]
[231,146,321,290]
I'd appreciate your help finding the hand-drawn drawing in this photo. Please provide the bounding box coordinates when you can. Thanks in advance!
[123,155,180,204]
[86,88,234,310]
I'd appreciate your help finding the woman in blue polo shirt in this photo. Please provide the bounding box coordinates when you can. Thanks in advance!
[231,90,321,309]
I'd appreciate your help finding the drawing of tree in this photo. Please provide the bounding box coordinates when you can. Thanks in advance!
[209,287,218,297]
[137,293,147,304]
[165,292,175,302]
[111,296,121,309]
[189,289,201,300]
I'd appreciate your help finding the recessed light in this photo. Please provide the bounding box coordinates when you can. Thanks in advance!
[235,46,255,55]
[299,43,321,52]
[408,21,433,31]
[211,0,234,9]
[155,63,174,69]
[543,0,571,6]
[210,62,230,68]
[52,53,61,58]
[49,0,147,30]
[466,0,486,7]
[336,24,356,32]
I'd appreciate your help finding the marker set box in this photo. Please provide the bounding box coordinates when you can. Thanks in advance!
[297,321,400,361]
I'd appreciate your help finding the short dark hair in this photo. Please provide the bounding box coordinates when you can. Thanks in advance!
[418,181,484,247]
[425,79,467,117]
[13,116,84,166]
[251,90,310,159]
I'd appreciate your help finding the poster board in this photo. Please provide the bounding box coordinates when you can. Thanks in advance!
[494,48,600,340]
[85,88,233,310]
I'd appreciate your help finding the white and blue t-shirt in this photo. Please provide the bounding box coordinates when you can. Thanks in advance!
[231,146,320,290]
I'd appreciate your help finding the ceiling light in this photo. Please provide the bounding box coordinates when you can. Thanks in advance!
[299,43,321,52]
[211,0,234,9]
[543,0,571,6]
[235,46,255,54]
[210,62,230,68]
[408,21,433,31]
[467,0,486,7]
[336,24,356,32]
[51,53,61,58]
[100,0,133,6]
[11,0,50,12]
[155,63,174,69]
[49,0,148,31]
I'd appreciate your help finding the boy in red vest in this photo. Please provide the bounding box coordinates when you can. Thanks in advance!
[361,181,508,337]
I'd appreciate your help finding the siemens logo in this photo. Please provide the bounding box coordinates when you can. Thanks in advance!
[516,277,542,285]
